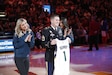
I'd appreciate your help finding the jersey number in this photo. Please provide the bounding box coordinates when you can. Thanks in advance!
[63,51,66,61]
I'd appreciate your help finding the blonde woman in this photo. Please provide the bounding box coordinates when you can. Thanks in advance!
[13,18,35,75]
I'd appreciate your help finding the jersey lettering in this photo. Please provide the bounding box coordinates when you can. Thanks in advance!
[53,38,70,75]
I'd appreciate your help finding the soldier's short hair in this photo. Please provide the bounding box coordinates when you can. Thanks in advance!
[50,14,59,20]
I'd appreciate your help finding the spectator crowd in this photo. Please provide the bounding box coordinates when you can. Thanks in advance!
[0,0,112,47]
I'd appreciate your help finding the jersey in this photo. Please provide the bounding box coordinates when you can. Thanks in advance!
[41,26,63,62]
[53,38,70,75]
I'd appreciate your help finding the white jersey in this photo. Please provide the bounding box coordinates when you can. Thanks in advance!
[53,38,70,75]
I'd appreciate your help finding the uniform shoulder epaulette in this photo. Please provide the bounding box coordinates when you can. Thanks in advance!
[44,26,50,29]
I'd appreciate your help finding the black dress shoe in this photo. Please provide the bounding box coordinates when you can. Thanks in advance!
[96,49,99,50]
[88,49,92,51]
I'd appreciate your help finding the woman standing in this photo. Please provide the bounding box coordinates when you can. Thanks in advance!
[13,18,35,75]
[59,17,74,43]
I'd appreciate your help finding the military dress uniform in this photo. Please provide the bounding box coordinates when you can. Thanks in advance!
[41,26,63,75]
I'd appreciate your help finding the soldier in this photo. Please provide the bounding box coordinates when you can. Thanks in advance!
[41,14,63,75]
[41,14,73,75]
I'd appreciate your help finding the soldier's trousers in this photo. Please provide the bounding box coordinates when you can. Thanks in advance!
[48,61,54,75]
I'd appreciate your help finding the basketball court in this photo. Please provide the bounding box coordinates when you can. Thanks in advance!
[0,45,112,75]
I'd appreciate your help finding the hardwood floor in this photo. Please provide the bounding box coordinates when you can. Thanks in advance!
[0,45,112,75]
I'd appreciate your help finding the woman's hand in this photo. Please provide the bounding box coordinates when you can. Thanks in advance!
[67,28,72,35]
[25,34,32,42]
[64,28,72,37]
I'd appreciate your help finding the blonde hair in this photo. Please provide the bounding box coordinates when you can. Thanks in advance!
[14,18,32,38]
